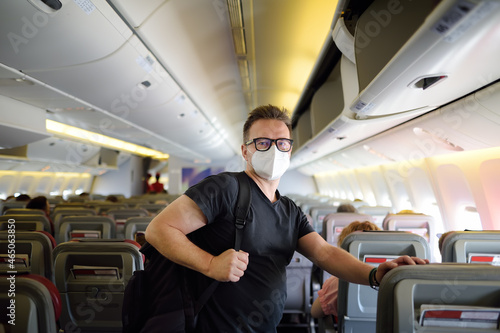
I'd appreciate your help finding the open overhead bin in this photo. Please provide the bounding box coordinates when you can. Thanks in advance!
[291,0,500,169]
[351,0,500,117]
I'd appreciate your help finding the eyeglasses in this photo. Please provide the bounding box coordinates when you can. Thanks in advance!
[245,137,293,152]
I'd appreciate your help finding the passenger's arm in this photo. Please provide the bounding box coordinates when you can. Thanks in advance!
[297,232,428,286]
[297,232,373,285]
[145,194,248,282]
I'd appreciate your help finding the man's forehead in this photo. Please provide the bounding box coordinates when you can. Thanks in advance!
[249,119,289,134]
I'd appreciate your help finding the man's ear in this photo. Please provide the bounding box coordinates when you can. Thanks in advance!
[241,144,249,161]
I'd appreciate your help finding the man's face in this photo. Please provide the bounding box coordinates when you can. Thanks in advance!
[242,119,292,163]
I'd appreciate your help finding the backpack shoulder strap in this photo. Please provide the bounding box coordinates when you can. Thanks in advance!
[192,171,252,317]
[234,171,251,251]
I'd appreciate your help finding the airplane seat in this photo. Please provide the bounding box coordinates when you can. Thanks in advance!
[337,231,431,333]
[135,203,167,215]
[120,199,149,208]
[321,212,374,246]
[376,263,500,333]
[0,201,27,215]
[0,230,55,280]
[90,203,128,215]
[123,216,153,245]
[440,230,500,263]
[52,208,97,235]
[106,208,149,239]
[4,208,45,215]
[382,212,436,259]
[0,214,52,233]
[53,239,144,332]
[0,273,61,333]
[356,206,394,229]
[278,251,315,331]
[309,206,338,234]
[55,215,116,244]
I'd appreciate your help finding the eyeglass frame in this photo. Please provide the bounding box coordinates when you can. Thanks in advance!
[244,137,294,152]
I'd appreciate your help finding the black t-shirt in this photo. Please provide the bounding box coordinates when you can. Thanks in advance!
[185,172,314,332]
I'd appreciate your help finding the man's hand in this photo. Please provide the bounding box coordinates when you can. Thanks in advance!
[208,249,249,282]
[376,255,429,284]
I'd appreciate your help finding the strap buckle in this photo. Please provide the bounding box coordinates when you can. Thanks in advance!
[235,218,246,230]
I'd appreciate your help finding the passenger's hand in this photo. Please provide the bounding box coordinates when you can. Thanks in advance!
[208,249,249,282]
[376,255,429,284]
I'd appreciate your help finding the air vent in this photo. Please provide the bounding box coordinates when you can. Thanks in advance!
[411,75,448,90]
[27,0,62,12]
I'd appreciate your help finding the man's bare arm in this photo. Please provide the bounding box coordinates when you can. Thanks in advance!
[145,195,248,282]
[297,232,373,285]
[297,232,428,285]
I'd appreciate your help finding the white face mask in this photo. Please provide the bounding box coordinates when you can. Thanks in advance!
[250,145,290,180]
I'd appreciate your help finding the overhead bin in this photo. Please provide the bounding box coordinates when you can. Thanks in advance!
[351,0,500,117]
[0,0,131,70]
[290,55,431,169]
[0,95,50,149]
[291,0,500,170]
[299,79,500,175]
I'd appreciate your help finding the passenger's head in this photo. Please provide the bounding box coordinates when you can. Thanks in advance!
[242,105,293,181]
[337,203,357,213]
[155,172,161,181]
[337,221,380,247]
[26,196,50,215]
[438,231,455,254]
[15,194,31,202]
[106,195,118,203]
[242,104,292,143]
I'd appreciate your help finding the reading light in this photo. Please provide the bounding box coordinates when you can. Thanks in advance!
[46,120,169,160]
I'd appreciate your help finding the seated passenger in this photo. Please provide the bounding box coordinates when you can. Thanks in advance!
[15,194,31,202]
[106,195,119,203]
[26,195,54,235]
[336,203,357,213]
[311,221,381,319]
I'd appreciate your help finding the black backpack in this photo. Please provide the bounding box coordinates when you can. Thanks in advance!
[122,172,251,332]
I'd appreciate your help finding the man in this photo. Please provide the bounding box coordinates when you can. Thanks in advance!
[150,172,165,193]
[145,104,428,332]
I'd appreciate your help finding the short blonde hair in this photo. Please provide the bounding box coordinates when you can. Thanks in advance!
[338,221,380,246]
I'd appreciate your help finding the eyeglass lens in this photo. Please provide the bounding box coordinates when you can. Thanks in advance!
[255,138,291,152]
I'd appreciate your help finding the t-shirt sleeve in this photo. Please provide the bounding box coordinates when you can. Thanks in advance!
[184,173,238,223]
[297,207,315,238]
[317,276,339,316]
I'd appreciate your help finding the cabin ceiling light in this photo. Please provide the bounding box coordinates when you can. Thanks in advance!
[46,120,169,160]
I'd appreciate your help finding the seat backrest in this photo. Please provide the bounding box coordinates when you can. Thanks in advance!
[0,273,61,332]
[123,216,153,242]
[441,230,500,263]
[91,203,128,215]
[376,264,500,333]
[321,212,374,245]
[284,252,313,314]
[0,231,55,280]
[106,208,149,224]
[55,215,116,244]
[337,231,431,333]
[0,214,52,233]
[383,212,436,255]
[0,201,27,214]
[357,206,394,228]
[4,208,45,215]
[135,203,167,215]
[53,239,143,331]
[52,208,96,233]
[308,206,337,234]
